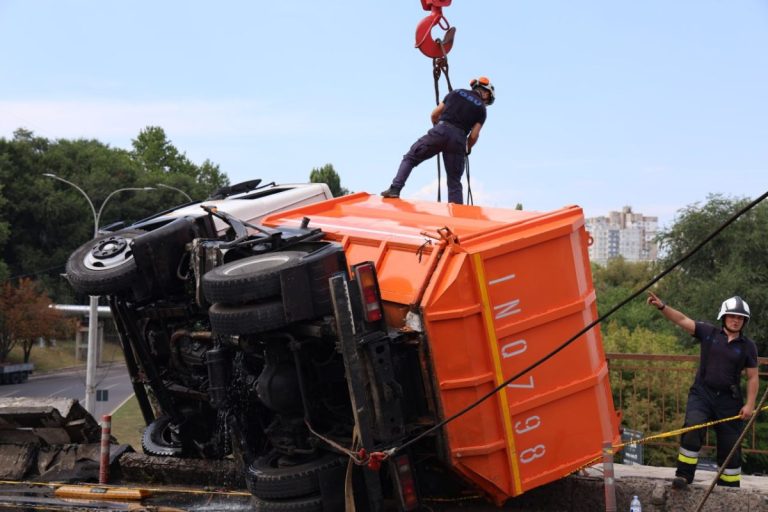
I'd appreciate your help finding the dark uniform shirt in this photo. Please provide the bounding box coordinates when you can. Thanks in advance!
[694,321,758,391]
[439,89,487,134]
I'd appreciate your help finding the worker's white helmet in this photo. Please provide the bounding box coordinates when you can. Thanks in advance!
[470,76,495,105]
[717,296,751,323]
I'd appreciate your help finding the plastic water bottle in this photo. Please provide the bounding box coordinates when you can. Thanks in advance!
[629,495,642,512]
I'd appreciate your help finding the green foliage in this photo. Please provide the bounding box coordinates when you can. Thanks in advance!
[603,324,695,466]
[0,127,228,303]
[591,257,672,336]
[0,162,9,283]
[655,194,768,354]
[309,164,349,197]
[602,323,688,355]
[131,126,229,201]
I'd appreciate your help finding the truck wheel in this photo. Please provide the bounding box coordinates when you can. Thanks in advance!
[208,301,288,335]
[202,251,308,305]
[246,450,346,499]
[10,372,22,384]
[142,415,183,457]
[66,229,145,295]
[250,494,323,512]
[203,244,345,307]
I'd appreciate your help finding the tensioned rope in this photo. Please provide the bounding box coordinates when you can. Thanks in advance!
[431,40,452,203]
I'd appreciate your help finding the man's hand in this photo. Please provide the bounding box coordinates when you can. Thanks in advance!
[647,291,665,310]
[739,404,756,420]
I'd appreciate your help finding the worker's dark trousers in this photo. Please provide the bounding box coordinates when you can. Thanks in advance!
[391,122,467,204]
[676,383,744,487]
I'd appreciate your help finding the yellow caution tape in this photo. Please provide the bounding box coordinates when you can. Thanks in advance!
[570,405,767,475]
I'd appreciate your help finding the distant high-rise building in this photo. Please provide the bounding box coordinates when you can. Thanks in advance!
[586,206,658,265]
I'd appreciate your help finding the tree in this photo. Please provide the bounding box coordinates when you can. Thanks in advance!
[0,278,65,363]
[310,164,349,197]
[0,166,9,283]
[1,131,147,302]
[130,126,229,199]
[655,194,768,353]
[591,257,668,335]
[0,127,229,304]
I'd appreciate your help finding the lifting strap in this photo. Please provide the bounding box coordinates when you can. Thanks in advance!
[432,50,452,203]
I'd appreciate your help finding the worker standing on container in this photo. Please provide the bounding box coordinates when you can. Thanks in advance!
[381,77,495,204]
[647,292,758,489]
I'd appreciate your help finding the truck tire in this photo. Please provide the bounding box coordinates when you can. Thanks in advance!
[202,251,309,305]
[66,229,145,295]
[142,415,183,457]
[208,301,288,335]
[251,494,323,512]
[246,450,346,499]
[202,244,345,308]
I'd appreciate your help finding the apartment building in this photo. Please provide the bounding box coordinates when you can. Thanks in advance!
[585,206,659,265]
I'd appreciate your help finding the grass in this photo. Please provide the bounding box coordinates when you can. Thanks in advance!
[111,394,145,451]
[5,339,125,372]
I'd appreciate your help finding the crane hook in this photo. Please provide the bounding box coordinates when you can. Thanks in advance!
[415,0,456,58]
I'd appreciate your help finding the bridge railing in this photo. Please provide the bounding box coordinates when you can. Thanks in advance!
[606,353,768,455]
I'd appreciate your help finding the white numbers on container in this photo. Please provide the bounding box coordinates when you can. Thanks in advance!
[507,376,535,389]
[501,339,527,358]
[519,444,546,464]
[514,415,541,435]
[488,273,521,320]
[494,299,521,319]
[486,271,545,465]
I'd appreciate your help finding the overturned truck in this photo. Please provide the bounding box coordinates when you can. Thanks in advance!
[65,180,620,510]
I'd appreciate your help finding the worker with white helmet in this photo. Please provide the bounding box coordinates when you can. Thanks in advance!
[382,76,495,204]
[647,292,758,489]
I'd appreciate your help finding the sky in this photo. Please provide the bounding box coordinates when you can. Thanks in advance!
[1,1,766,228]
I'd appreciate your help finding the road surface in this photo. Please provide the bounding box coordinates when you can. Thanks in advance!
[0,362,133,416]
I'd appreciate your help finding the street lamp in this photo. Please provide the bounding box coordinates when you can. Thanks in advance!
[156,183,193,202]
[43,173,154,414]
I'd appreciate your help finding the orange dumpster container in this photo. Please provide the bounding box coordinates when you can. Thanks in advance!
[264,193,620,504]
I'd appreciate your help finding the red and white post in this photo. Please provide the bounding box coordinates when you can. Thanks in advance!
[99,414,111,484]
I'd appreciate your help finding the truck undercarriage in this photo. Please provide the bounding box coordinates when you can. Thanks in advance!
[65,190,431,510]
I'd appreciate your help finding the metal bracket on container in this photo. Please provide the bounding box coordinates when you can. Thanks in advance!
[421,226,459,248]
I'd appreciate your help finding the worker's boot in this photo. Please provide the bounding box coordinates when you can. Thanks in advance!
[672,476,689,490]
[381,186,401,199]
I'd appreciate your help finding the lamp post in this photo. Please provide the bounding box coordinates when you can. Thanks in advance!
[156,183,193,202]
[43,173,154,414]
